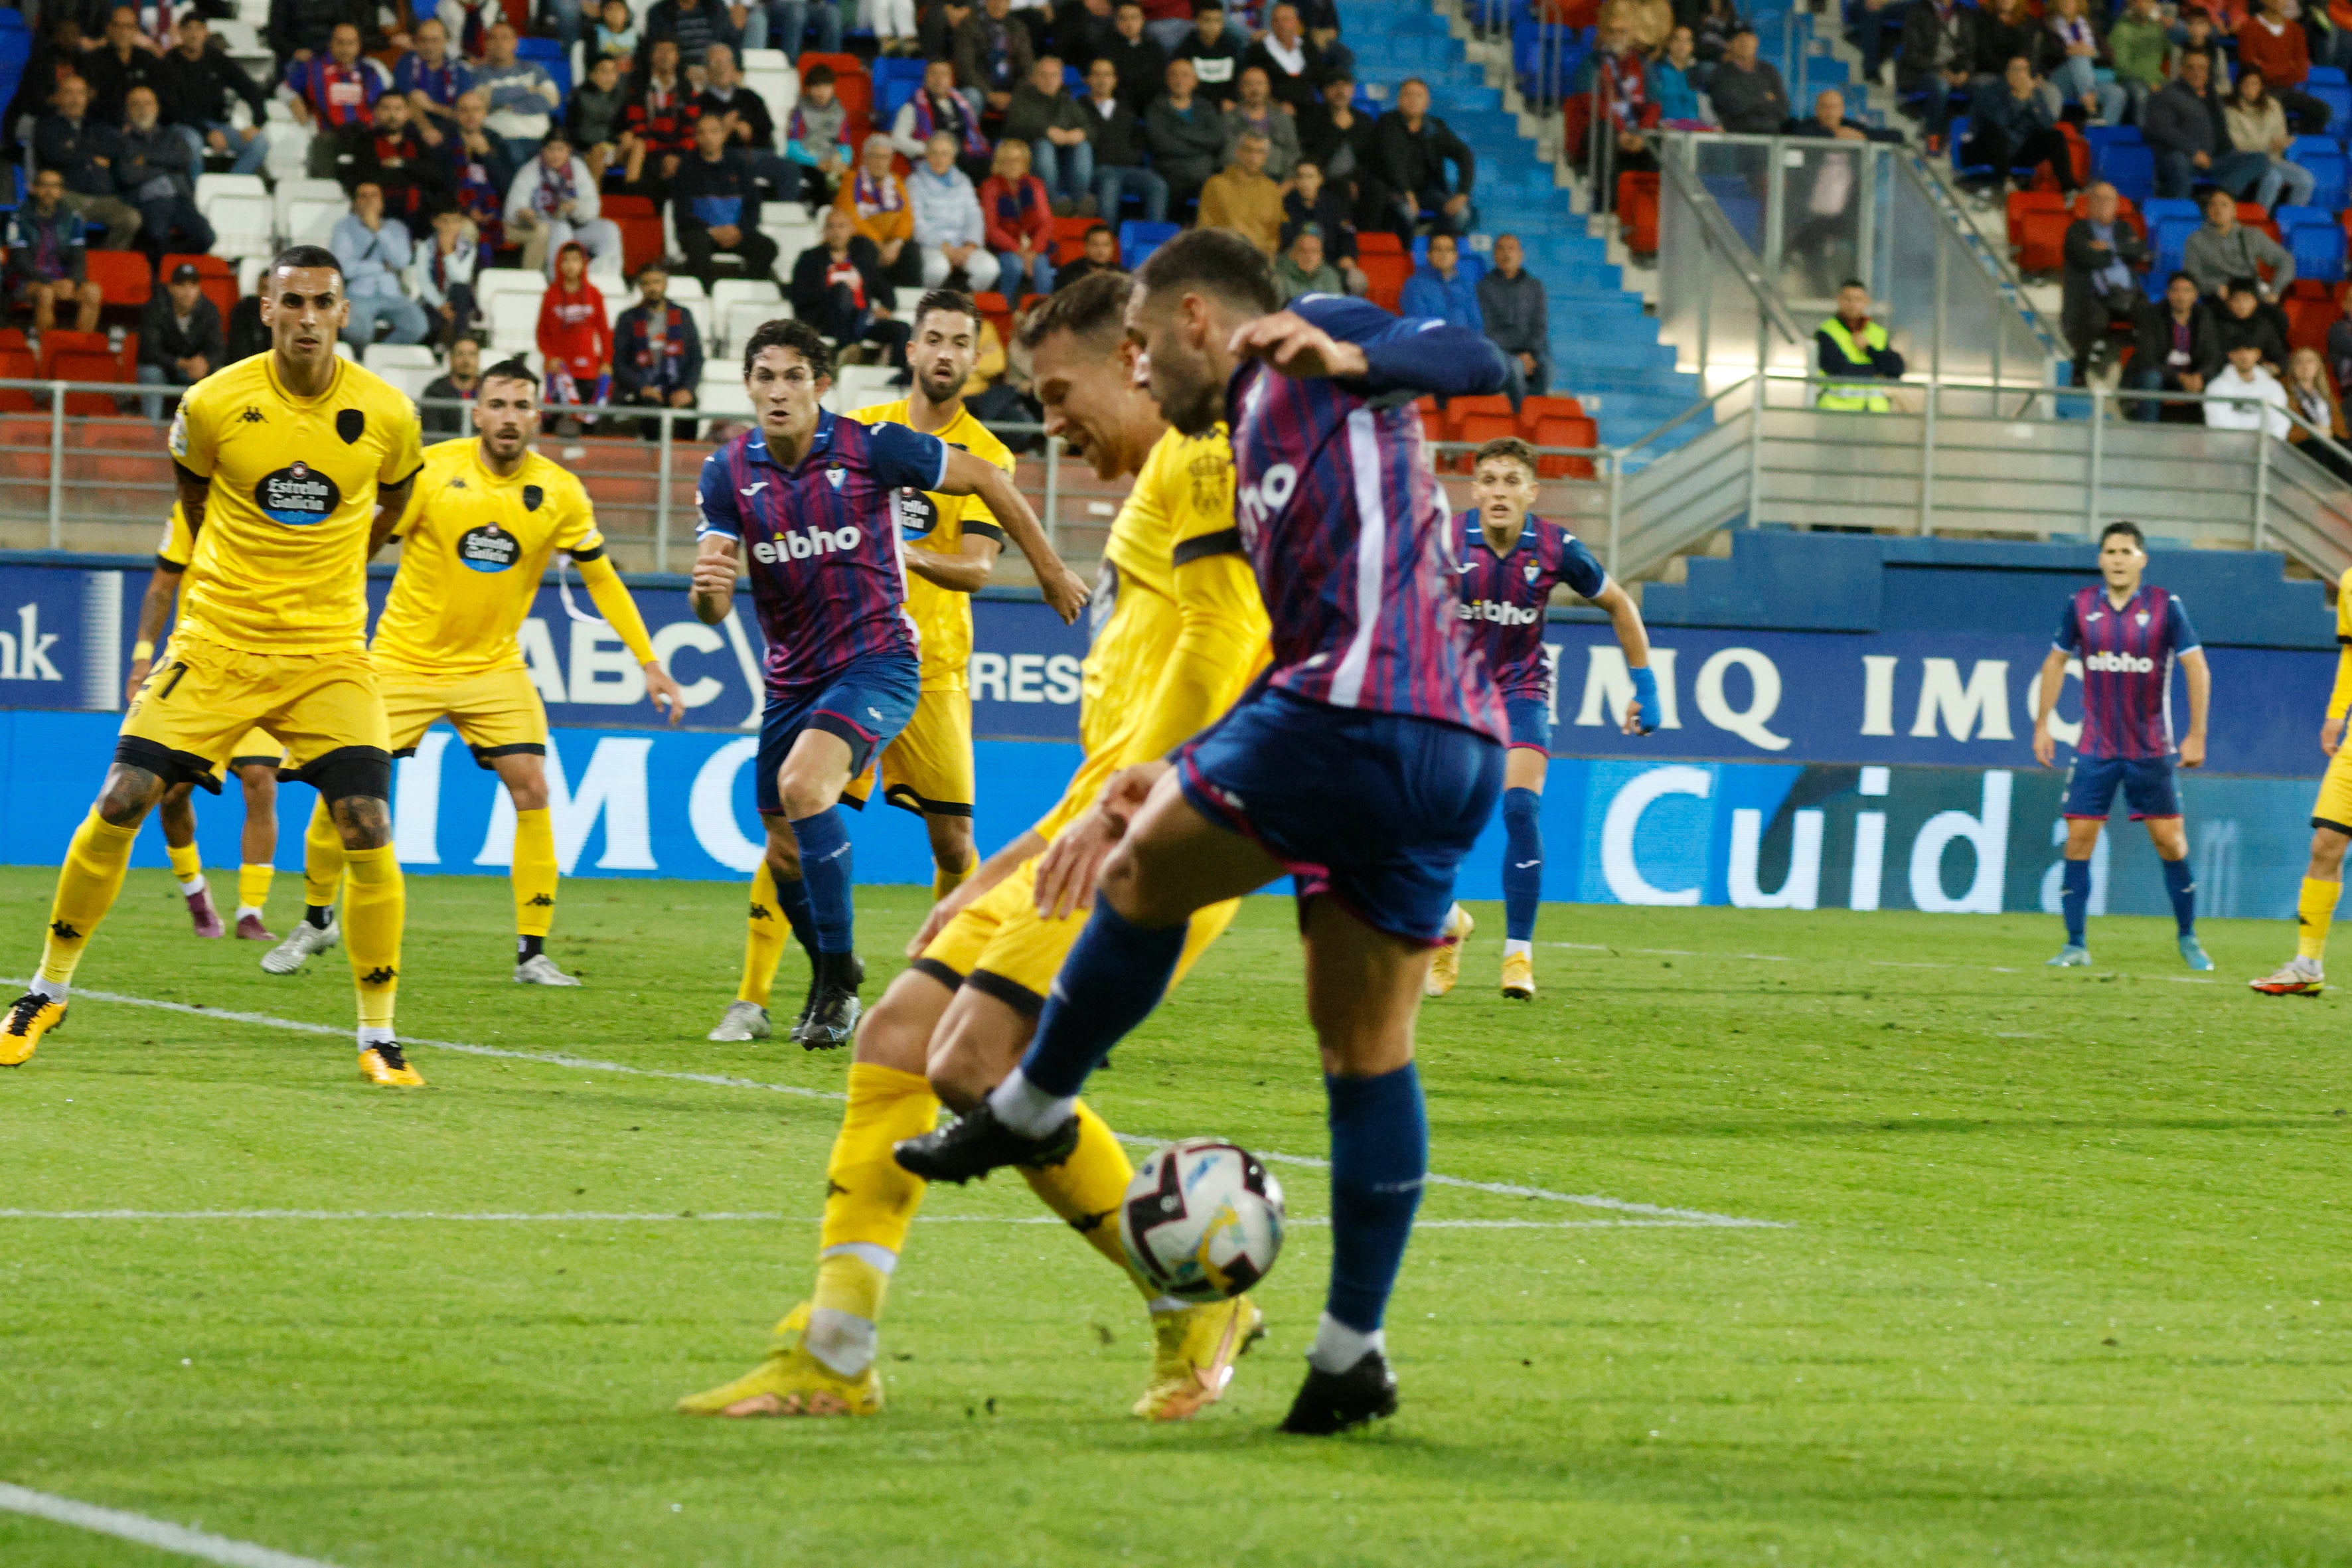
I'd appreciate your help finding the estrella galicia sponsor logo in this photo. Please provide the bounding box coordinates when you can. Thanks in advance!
[891,487,939,539]
[254,461,341,526]
[458,522,521,572]
[749,523,862,564]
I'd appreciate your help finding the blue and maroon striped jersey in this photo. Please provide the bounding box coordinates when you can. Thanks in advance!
[695,412,949,691]
[2053,583,2200,759]
[1229,293,1512,740]
[1454,510,1606,700]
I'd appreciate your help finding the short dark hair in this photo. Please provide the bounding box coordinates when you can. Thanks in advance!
[1135,226,1280,317]
[1083,221,1115,240]
[2099,519,2147,550]
[743,316,834,381]
[1728,24,1757,39]
[2166,269,2197,289]
[449,333,484,352]
[1474,435,1538,477]
[2227,274,2261,296]
[481,356,538,389]
[1838,277,1868,293]
[803,61,835,86]
[912,287,984,338]
[1194,0,1223,13]
[1018,267,1132,352]
[542,126,572,148]
[267,244,343,284]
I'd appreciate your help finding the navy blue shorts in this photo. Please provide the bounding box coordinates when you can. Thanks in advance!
[1504,692,1553,754]
[757,651,922,817]
[1175,685,1505,945]
[2061,753,2181,821]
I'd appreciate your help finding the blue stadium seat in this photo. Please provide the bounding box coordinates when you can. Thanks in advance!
[2099,142,2156,202]
[2312,79,2352,130]
[2140,196,2200,225]
[2152,214,2201,281]
[2285,214,2348,281]
[874,56,925,119]
[515,36,570,104]
[1119,220,1179,269]
[2310,64,2348,84]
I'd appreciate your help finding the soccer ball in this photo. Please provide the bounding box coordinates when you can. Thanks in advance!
[1118,1138,1287,1302]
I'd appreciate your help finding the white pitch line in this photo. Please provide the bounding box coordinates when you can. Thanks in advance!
[1547,943,2216,983]
[0,1482,344,1568]
[9,979,1786,1231]
[0,1208,1734,1230]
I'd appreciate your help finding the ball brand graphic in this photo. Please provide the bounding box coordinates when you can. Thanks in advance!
[2082,651,2156,674]
[459,523,521,572]
[750,524,862,564]
[254,461,341,526]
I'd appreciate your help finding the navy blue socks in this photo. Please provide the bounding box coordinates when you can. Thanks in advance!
[789,807,855,954]
[1323,1062,1428,1336]
[2061,858,2090,946]
[2161,856,2197,935]
[1015,899,1187,1099]
[1501,787,1543,943]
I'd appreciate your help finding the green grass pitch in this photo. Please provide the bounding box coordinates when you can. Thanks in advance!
[6,864,2352,1567]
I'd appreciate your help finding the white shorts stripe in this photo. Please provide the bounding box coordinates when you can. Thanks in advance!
[1330,406,1387,709]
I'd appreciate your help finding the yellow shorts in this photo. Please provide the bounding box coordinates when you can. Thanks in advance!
[2313,748,2352,832]
[380,662,550,769]
[120,634,388,795]
[847,686,973,819]
[915,856,1237,1015]
[228,728,285,772]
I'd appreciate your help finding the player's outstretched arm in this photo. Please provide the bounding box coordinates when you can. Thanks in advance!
[691,535,740,625]
[1589,580,1658,735]
[1229,296,1511,400]
[905,826,1048,957]
[2179,646,2210,769]
[2031,645,2070,767]
[938,447,1088,623]
[576,553,686,723]
[902,531,1000,595]
[1033,760,1170,920]
[127,564,180,702]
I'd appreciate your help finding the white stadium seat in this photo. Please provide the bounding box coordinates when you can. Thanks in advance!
[283,198,343,246]
[205,195,275,260]
[490,290,546,353]
[823,364,900,412]
[264,123,312,179]
[473,268,545,311]
[366,345,441,372]
[273,177,346,238]
[698,375,755,418]
[195,173,268,214]
[721,299,784,354]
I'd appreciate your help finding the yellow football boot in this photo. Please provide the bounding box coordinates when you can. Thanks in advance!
[1500,949,1536,1000]
[677,1302,884,1417]
[1423,904,1473,997]
[1135,1294,1266,1421]
[1,990,65,1067]
[358,1043,425,1087]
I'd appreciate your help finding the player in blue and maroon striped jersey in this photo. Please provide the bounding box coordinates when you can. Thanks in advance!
[894,232,1513,1438]
[2030,519,2213,971]
[690,317,1086,1050]
[1431,435,1658,1004]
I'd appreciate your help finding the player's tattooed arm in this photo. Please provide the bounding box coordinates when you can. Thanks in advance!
[691,534,742,624]
[937,449,1089,624]
[127,563,181,702]
[368,474,419,558]
[2031,645,2071,767]
[173,462,209,544]
[2179,646,2211,769]
[902,530,1001,594]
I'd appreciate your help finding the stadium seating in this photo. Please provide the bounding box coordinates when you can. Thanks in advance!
[161,254,238,322]
[712,279,783,353]
[85,251,150,309]
[1118,220,1179,270]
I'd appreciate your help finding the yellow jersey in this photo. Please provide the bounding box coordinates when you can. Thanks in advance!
[1037,424,1268,838]
[2329,567,2352,720]
[167,353,424,653]
[852,398,1015,691]
[156,502,196,570]
[372,438,604,676]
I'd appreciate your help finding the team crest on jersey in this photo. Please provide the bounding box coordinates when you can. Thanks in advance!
[1523,559,1541,583]
[892,487,940,538]
[254,461,341,526]
[458,523,520,572]
[826,466,846,490]
[1187,447,1231,514]
[336,408,364,443]
[2135,611,2150,627]
[522,484,544,512]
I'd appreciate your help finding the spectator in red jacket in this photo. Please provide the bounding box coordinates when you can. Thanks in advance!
[978,137,1056,297]
[2236,0,2332,132]
[536,240,612,434]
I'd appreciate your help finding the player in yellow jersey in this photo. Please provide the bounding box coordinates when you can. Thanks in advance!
[679,272,1275,1423]
[124,503,287,942]
[710,289,1016,1043]
[3,245,426,1085]
[264,358,686,985]
[2252,566,2352,994]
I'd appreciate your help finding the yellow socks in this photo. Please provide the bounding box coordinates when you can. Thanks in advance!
[933,860,973,902]
[512,807,558,939]
[237,862,273,914]
[738,860,788,1007]
[165,838,203,888]
[38,811,139,985]
[1021,1100,1154,1297]
[2299,876,2341,963]
[803,1063,942,1375]
[341,843,405,1031]
[303,799,345,912]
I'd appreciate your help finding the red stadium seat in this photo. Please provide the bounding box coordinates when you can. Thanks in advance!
[36,330,109,379]
[1359,252,1409,311]
[971,290,1013,346]
[602,193,657,217]
[1516,394,1584,431]
[0,347,36,412]
[1531,414,1598,478]
[1441,394,1514,438]
[161,253,236,321]
[2285,293,2336,352]
[50,351,124,414]
[86,248,150,307]
[1356,231,1404,256]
